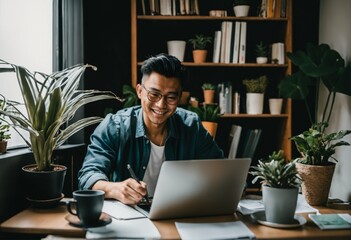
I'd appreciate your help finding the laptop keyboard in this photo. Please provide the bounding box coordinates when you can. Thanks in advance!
[137,197,153,212]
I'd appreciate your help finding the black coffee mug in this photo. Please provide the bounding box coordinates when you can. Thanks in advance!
[66,190,105,226]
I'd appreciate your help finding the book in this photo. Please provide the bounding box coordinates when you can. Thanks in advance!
[237,128,262,158]
[309,213,351,230]
[232,21,241,63]
[212,30,222,63]
[160,0,172,16]
[228,124,242,159]
[238,21,247,64]
[219,21,228,63]
[224,21,233,63]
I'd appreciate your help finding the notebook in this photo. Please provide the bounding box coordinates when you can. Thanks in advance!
[134,158,251,220]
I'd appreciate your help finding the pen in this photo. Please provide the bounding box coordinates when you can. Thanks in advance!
[127,164,150,204]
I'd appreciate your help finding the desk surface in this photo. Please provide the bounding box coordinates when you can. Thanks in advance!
[1,203,351,239]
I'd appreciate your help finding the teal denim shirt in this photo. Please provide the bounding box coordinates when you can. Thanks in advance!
[78,106,224,190]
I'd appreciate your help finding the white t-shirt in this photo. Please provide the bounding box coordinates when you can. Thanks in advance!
[143,142,165,197]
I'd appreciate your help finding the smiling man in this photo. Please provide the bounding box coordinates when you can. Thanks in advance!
[78,54,224,205]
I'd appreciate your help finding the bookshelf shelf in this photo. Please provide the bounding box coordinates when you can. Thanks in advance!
[138,62,289,68]
[221,114,289,118]
[131,0,292,162]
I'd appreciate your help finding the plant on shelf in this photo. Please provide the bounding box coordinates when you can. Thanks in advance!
[188,104,221,138]
[242,75,268,93]
[278,43,351,205]
[188,34,212,50]
[242,75,268,114]
[250,150,302,224]
[0,59,121,202]
[188,34,212,63]
[202,83,216,104]
[255,41,268,64]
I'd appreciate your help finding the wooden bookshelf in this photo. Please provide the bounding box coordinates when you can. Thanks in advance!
[131,0,292,163]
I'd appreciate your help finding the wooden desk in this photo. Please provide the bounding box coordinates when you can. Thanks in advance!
[1,203,351,239]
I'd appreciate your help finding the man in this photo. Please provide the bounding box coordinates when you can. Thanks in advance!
[78,53,224,205]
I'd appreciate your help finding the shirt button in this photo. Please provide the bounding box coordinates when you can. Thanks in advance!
[143,166,146,170]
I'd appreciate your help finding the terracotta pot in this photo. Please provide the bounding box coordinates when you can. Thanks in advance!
[192,50,207,63]
[203,90,215,104]
[202,121,218,139]
[296,162,335,206]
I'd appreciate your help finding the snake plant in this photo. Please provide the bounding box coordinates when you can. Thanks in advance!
[0,59,121,171]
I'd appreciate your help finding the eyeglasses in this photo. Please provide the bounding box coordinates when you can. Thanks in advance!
[142,84,179,105]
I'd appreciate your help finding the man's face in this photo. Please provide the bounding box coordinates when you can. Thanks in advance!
[137,72,181,128]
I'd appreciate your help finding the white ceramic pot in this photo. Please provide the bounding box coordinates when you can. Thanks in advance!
[167,40,186,62]
[269,98,283,114]
[246,93,264,114]
[262,185,298,224]
[256,57,268,64]
[233,5,250,17]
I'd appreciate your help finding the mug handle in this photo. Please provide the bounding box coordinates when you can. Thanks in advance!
[66,200,78,216]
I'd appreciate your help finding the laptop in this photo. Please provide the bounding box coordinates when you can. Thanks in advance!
[134,158,251,220]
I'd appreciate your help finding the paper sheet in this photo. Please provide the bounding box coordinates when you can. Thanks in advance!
[102,200,146,220]
[175,221,255,240]
[86,218,160,239]
[237,194,319,215]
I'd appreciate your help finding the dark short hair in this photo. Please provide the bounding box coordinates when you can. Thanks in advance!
[140,53,186,87]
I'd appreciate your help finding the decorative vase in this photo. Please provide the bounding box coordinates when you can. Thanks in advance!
[296,162,335,206]
[262,185,298,224]
[192,50,207,63]
[246,93,264,114]
[202,121,218,139]
[167,40,186,62]
[233,5,250,17]
[22,164,67,203]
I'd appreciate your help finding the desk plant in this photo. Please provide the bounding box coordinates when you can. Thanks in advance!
[250,150,301,224]
[242,75,268,114]
[278,43,351,205]
[188,34,212,63]
[0,59,121,202]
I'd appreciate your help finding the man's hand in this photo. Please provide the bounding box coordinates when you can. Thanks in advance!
[92,179,148,205]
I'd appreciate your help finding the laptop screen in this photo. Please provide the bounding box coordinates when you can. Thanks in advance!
[134,158,251,220]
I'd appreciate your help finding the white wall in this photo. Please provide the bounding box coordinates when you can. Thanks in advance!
[319,0,351,201]
[0,0,52,147]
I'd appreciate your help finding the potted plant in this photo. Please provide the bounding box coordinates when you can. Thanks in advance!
[188,104,221,138]
[202,83,216,104]
[233,0,251,17]
[250,150,302,224]
[278,43,351,205]
[0,122,10,153]
[242,75,268,114]
[0,94,13,153]
[188,34,212,63]
[255,41,268,64]
[0,59,121,204]
[122,84,139,108]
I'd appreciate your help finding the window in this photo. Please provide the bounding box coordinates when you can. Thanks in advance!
[0,0,53,148]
